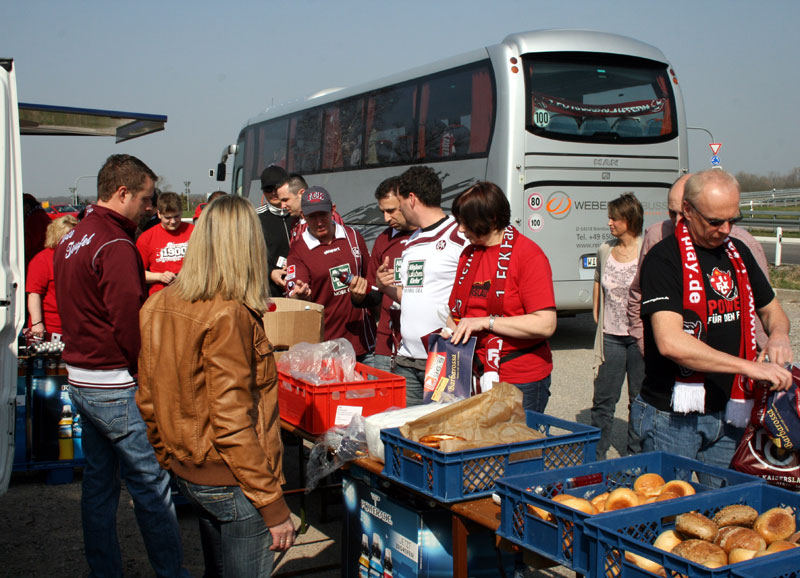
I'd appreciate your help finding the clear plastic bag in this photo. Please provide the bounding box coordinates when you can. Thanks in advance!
[276,338,363,385]
[305,414,368,492]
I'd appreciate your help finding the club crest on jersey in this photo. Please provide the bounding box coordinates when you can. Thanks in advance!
[435,239,446,251]
[351,247,361,258]
[708,267,737,300]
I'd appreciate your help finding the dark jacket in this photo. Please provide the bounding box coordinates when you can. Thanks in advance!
[258,207,297,297]
[137,287,290,526]
[53,204,147,374]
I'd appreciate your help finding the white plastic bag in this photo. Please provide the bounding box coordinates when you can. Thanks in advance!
[276,338,363,385]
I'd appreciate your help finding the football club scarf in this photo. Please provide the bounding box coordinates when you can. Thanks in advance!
[448,226,519,390]
[674,218,758,426]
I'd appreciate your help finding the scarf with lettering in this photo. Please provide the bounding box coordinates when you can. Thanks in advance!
[674,218,758,426]
[448,226,520,388]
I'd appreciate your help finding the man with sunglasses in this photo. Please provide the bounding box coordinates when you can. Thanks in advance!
[632,169,792,480]
[256,165,298,296]
[136,191,194,295]
[628,173,770,355]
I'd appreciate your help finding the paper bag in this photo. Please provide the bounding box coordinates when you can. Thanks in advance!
[399,382,544,453]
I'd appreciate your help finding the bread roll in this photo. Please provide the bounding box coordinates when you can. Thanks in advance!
[766,539,798,553]
[624,551,663,575]
[605,488,640,511]
[717,527,766,553]
[634,473,666,498]
[671,539,728,567]
[591,492,609,513]
[660,480,695,497]
[789,531,800,544]
[655,491,679,502]
[713,504,759,528]
[727,548,757,563]
[714,526,741,547]
[754,507,796,544]
[675,512,719,542]
[653,530,682,552]
[553,494,597,516]
[753,550,772,558]
[526,503,552,522]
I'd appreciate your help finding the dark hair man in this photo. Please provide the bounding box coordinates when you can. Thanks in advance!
[53,154,188,576]
[347,176,417,373]
[256,165,297,296]
[633,169,792,484]
[376,166,468,405]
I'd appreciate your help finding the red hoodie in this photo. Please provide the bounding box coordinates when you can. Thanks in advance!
[54,204,147,376]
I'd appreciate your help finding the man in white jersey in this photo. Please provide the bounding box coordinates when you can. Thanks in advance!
[377,166,468,405]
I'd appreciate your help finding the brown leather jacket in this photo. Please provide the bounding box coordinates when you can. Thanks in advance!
[137,287,289,526]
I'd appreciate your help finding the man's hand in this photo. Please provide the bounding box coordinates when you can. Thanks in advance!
[376,256,393,290]
[348,275,369,304]
[288,279,311,300]
[269,517,296,552]
[158,271,177,286]
[745,360,793,391]
[270,267,287,289]
[758,332,793,367]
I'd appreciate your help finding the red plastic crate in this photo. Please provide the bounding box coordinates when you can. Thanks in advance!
[278,362,406,434]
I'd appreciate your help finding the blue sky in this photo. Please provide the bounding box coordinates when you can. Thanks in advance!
[5,0,799,199]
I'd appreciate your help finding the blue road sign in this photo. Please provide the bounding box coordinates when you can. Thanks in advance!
[711,155,721,166]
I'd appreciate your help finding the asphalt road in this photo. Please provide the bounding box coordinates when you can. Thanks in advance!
[758,238,800,265]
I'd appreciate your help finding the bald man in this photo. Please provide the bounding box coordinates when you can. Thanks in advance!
[627,173,770,355]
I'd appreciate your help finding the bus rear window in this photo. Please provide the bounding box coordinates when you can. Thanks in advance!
[524,53,677,143]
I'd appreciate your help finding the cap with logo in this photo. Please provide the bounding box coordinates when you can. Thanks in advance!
[301,186,333,215]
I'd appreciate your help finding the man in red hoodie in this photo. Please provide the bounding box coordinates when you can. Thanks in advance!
[54,154,188,577]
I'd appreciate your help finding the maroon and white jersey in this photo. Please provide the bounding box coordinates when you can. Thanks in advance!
[367,227,413,357]
[287,223,375,356]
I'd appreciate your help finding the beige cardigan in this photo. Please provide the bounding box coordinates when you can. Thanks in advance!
[592,236,643,378]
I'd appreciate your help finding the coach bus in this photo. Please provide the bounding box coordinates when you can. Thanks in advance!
[218,29,688,312]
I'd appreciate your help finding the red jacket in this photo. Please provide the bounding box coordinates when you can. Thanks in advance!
[54,204,147,375]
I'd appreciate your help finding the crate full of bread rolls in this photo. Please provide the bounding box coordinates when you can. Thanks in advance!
[494,452,764,575]
[583,482,800,578]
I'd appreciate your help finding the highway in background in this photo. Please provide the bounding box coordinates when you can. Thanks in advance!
[757,237,800,265]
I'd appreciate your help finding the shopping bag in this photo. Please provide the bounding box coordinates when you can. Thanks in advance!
[730,369,800,490]
[422,333,476,403]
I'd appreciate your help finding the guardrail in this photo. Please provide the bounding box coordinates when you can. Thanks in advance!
[740,188,800,207]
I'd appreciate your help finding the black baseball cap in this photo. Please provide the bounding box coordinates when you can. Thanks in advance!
[260,165,288,191]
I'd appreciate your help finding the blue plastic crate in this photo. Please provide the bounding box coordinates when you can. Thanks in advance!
[584,483,800,578]
[380,410,599,503]
[494,452,763,575]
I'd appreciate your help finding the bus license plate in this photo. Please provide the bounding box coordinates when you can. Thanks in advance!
[582,255,597,269]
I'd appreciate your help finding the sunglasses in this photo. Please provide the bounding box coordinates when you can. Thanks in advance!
[262,186,277,194]
[685,200,742,228]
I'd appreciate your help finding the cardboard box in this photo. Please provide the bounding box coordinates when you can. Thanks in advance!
[263,297,324,351]
[342,467,520,577]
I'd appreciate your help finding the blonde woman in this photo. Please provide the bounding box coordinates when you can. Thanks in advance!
[26,215,78,337]
[138,195,295,576]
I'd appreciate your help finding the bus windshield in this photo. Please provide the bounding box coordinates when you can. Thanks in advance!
[524,52,677,143]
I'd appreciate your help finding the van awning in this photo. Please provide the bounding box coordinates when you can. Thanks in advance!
[18,102,167,143]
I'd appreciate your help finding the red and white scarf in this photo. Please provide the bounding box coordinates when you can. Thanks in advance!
[448,226,519,389]
[674,219,758,426]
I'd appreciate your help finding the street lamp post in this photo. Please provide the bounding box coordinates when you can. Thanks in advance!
[183,181,191,212]
[73,174,96,206]
[687,126,715,144]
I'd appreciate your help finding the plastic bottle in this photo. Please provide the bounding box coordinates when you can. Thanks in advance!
[72,413,83,460]
[369,533,383,578]
[382,548,392,578]
[58,404,73,460]
[358,533,370,578]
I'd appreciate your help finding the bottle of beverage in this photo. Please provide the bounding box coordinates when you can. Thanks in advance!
[358,533,370,578]
[382,548,393,578]
[369,533,383,578]
[72,413,83,460]
[58,404,73,460]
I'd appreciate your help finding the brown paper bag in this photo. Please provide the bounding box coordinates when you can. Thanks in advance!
[399,381,544,453]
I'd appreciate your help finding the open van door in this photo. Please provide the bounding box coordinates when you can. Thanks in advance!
[0,58,25,495]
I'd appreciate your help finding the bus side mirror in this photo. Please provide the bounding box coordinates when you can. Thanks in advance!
[216,162,226,181]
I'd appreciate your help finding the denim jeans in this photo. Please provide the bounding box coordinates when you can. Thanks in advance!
[591,334,644,458]
[513,375,552,414]
[176,478,274,578]
[630,396,744,488]
[369,354,393,374]
[393,356,425,406]
[68,385,187,578]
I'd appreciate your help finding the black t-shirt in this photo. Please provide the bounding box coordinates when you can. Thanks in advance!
[639,235,774,413]
[259,210,298,297]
